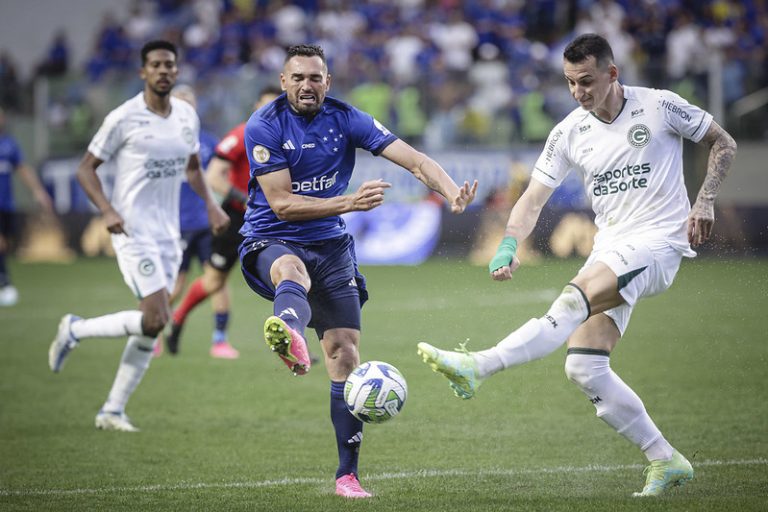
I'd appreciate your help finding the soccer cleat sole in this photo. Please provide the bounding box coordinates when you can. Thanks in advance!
[264,316,309,375]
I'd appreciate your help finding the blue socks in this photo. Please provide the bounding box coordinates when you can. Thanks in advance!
[212,311,229,344]
[274,280,311,335]
[330,381,363,479]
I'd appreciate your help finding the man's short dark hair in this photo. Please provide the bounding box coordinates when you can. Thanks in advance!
[141,40,178,65]
[284,44,326,65]
[563,34,614,68]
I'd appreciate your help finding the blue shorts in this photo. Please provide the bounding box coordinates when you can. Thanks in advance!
[179,228,213,272]
[239,234,368,340]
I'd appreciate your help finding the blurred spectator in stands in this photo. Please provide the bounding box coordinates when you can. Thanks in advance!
[271,3,309,46]
[385,22,425,86]
[429,8,479,74]
[125,0,159,44]
[35,31,70,78]
[635,11,668,88]
[666,11,707,83]
[0,51,21,111]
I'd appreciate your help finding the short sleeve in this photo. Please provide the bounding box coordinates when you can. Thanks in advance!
[188,109,201,155]
[347,107,398,155]
[244,115,287,176]
[531,123,573,188]
[658,90,713,143]
[88,109,124,161]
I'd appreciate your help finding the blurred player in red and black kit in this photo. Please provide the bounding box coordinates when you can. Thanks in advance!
[166,86,282,355]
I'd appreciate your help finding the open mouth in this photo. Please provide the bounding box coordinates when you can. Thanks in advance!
[298,93,316,104]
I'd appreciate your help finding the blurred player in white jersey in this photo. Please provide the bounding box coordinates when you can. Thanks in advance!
[419,33,736,496]
[48,40,229,432]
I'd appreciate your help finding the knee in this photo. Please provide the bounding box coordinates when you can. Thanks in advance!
[141,311,169,337]
[324,332,360,373]
[564,355,592,388]
[271,255,311,291]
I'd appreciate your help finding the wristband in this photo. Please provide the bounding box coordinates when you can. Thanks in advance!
[488,236,518,273]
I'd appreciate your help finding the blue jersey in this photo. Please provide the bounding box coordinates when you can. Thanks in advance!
[0,134,23,212]
[242,94,397,242]
[179,129,218,231]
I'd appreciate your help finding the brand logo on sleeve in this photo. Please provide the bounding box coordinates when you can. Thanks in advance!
[627,124,651,148]
[281,140,296,150]
[661,100,692,122]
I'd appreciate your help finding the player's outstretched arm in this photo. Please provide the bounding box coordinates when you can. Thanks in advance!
[490,179,554,281]
[186,153,230,235]
[379,139,478,213]
[689,121,737,247]
[257,168,391,221]
[75,151,126,234]
[17,163,54,215]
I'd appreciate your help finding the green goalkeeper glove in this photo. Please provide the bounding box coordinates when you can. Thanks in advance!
[489,236,518,274]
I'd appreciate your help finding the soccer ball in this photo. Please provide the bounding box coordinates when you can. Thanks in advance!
[344,361,407,424]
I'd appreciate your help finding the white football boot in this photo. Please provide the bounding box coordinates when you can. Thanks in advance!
[95,411,140,432]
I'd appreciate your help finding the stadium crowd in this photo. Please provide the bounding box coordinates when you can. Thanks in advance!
[1,0,766,147]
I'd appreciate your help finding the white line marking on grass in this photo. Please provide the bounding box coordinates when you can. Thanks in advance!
[1,458,766,497]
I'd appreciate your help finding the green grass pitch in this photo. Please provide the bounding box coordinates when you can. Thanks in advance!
[1,256,766,511]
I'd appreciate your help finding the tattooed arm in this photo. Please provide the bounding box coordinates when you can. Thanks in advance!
[688,121,737,247]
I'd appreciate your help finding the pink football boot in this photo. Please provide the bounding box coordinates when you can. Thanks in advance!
[263,316,311,375]
[335,474,372,499]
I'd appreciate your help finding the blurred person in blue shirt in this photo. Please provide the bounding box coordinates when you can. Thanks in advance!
[0,107,54,306]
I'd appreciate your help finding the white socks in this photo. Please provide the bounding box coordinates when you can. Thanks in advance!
[70,311,144,339]
[67,311,150,415]
[565,351,674,462]
[101,335,156,414]
[474,284,590,377]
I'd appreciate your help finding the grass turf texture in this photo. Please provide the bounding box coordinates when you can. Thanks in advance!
[1,257,766,511]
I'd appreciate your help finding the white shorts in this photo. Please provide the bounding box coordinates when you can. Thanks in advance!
[579,240,685,335]
[112,235,181,300]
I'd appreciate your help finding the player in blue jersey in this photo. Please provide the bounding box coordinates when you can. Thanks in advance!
[0,107,54,306]
[239,44,478,498]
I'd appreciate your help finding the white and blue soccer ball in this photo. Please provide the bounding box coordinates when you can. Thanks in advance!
[344,361,407,424]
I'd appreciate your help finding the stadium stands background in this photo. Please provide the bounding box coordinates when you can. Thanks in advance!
[1,0,766,258]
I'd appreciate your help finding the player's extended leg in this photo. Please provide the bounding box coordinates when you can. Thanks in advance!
[322,326,371,499]
[565,315,692,496]
[0,234,19,307]
[418,262,622,398]
[209,283,239,359]
[96,289,170,432]
[263,253,312,374]
[166,264,226,354]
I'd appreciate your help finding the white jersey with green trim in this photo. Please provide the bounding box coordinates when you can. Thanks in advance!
[532,85,712,255]
[88,92,200,242]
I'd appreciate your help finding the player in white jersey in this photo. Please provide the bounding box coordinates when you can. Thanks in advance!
[47,40,229,432]
[418,34,737,497]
